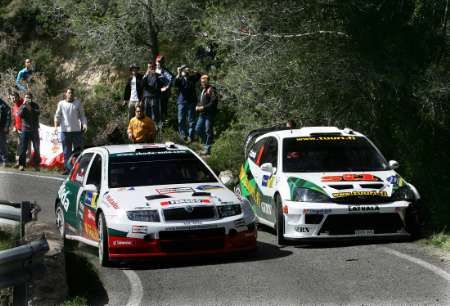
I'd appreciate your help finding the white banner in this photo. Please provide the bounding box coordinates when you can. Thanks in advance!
[38,123,64,169]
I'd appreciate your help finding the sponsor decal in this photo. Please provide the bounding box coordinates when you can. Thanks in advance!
[58,185,71,211]
[84,191,98,208]
[296,136,356,141]
[156,187,194,194]
[164,224,219,231]
[261,202,272,215]
[348,205,380,213]
[104,194,120,209]
[303,209,332,214]
[82,207,99,241]
[332,191,388,198]
[132,225,148,234]
[295,226,311,233]
[112,240,134,246]
[196,185,223,191]
[113,150,188,157]
[183,220,202,225]
[262,175,270,187]
[386,175,398,185]
[160,199,210,206]
[322,174,382,182]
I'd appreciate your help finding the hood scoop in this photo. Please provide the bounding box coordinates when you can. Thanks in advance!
[360,183,384,189]
[145,194,172,201]
[192,192,211,197]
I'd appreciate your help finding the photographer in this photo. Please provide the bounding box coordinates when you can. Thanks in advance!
[141,61,164,127]
[174,65,201,143]
[18,92,40,171]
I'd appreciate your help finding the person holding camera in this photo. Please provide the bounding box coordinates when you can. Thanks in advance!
[174,64,201,143]
[18,92,40,171]
[155,55,173,125]
[142,61,164,128]
[54,88,87,174]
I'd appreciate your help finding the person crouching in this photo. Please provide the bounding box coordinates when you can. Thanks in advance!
[127,105,156,143]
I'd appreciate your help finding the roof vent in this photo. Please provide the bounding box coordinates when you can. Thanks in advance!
[343,128,354,135]
[165,141,176,148]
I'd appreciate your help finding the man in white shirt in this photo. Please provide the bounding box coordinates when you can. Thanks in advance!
[123,64,143,121]
[54,88,88,174]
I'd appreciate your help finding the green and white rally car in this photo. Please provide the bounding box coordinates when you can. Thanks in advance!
[237,126,421,245]
[55,143,257,266]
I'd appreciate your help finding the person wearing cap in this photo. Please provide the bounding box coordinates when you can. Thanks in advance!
[174,64,201,143]
[127,105,157,143]
[142,61,164,127]
[123,64,143,121]
[155,55,173,124]
[195,74,218,155]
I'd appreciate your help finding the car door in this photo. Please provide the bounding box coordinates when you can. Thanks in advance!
[78,153,102,242]
[60,152,94,234]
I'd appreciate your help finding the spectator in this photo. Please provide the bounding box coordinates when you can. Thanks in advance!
[155,55,173,124]
[9,91,30,167]
[142,61,164,127]
[18,92,40,171]
[195,74,218,155]
[16,58,33,92]
[174,65,201,143]
[0,97,11,167]
[54,88,88,175]
[286,119,296,129]
[127,105,156,143]
[123,64,143,121]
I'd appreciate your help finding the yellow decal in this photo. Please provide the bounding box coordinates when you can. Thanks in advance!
[332,190,389,198]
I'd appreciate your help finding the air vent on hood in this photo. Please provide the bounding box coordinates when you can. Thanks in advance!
[192,192,211,197]
[328,184,353,190]
[360,184,384,189]
[145,194,172,200]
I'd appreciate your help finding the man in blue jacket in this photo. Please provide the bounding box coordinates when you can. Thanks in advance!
[0,98,11,167]
[16,58,33,92]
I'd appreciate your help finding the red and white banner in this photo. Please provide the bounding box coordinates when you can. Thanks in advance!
[38,123,64,169]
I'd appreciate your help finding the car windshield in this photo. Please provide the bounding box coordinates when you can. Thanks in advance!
[108,149,217,188]
[282,136,389,172]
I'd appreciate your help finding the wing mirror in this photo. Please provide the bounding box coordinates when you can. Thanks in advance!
[389,160,399,170]
[84,184,99,193]
[260,162,274,174]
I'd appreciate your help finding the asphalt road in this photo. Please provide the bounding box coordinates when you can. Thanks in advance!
[1,170,449,305]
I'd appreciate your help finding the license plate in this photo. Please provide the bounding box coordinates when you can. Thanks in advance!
[355,229,374,236]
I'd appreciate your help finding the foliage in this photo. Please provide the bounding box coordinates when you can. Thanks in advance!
[59,296,88,306]
[425,231,450,252]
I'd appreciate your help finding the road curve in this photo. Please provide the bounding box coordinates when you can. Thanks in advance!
[1,170,449,305]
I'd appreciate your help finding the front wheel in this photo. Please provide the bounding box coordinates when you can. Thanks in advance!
[275,196,287,246]
[97,213,111,267]
[405,203,422,239]
[55,203,66,239]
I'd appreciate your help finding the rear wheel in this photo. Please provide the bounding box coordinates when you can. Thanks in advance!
[55,203,66,239]
[97,213,111,267]
[275,195,287,246]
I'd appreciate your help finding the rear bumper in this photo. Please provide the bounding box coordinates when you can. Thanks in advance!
[107,228,257,260]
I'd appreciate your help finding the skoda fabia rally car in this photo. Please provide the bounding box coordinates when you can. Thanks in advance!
[55,143,257,266]
[237,126,421,245]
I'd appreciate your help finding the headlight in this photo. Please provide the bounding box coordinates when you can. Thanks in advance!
[127,210,160,222]
[218,204,242,218]
[294,188,330,203]
[391,186,416,201]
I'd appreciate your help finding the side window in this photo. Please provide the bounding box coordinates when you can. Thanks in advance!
[260,137,278,167]
[70,153,94,184]
[249,139,266,166]
[86,154,102,187]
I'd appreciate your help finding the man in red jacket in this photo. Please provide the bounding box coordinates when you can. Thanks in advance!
[9,91,30,167]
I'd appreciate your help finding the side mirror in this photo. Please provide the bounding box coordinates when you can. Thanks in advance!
[389,160,399,170]
[260,162,273,173]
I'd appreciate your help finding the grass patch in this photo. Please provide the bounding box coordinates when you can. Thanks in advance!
[0,229,18,251]
[64,251,108,305]
[424,231,450,252]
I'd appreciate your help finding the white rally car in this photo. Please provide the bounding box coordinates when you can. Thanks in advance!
[55,143,257,266]
[237,126,421,245]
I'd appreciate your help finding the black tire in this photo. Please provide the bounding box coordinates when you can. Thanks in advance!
[275,195,287,246]
[55,202,66,239]
[405,204,422,239]
[97,213,111,267]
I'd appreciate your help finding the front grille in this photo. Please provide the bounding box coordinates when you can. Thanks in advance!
[319,213,404,235]
[159,228,225,252]
[328,184,354,190]
[163,206,216,221]
[332,196,391,204]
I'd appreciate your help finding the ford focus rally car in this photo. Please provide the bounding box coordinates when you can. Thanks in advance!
[55,143,257,266]
[237,126,421,245]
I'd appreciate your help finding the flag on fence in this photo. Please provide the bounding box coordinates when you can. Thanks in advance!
[37,123,64,169]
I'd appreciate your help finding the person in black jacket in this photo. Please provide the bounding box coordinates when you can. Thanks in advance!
[123,64,143,121]
[141,61,164,127]
[195,74,218,155]
[18,92,40,171]
[0,97,11,167]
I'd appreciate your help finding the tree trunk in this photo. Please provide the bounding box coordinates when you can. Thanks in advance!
[146,0,159,61]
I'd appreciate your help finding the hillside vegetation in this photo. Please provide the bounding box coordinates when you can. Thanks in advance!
[0,0,448,231]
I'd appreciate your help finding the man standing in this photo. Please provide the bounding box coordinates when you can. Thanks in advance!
[123,64,143,121]
[127,105,156,143]
[0,97,11,167]
[16,58,33,92]
[54,88,88,174]
[18,92,40,171]
[195,75,218,155]
[9,91,29,167]
[142,61,163,127]
[174,65,201,143]
[155,55,173,124]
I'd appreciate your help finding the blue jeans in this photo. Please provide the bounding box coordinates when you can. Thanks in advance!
[143,96,161,126]
[61,132,83,170]
[195,113,214,153]
[177,103,195,139]
[19,130,40,167]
